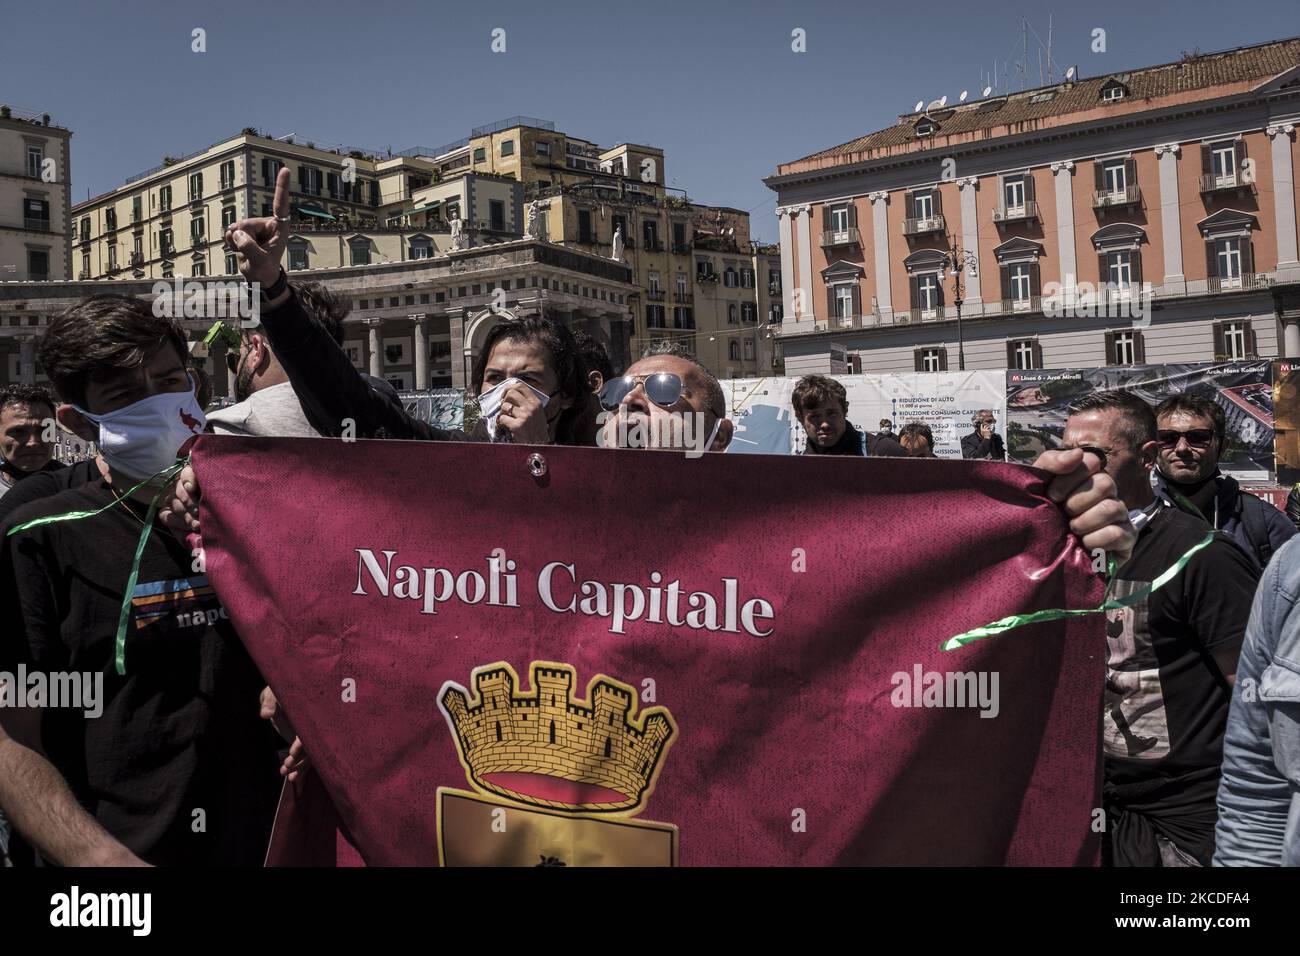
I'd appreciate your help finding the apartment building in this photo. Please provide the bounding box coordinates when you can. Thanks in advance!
[764,37,1300,374]
[0,106,72,284]
[0,238,636,394]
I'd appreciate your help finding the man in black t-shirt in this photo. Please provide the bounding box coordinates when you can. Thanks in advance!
[0,294,281,866]
[1061,390,1258,866]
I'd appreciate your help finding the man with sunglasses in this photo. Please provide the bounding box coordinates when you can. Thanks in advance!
[597,342,732,455]
[1060,390,1259,866]
[1153,394,1293,572]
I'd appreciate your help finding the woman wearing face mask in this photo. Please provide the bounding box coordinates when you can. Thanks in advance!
[213,168,587,448]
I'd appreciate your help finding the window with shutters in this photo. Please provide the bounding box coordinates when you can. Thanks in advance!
[742,302,757,323]
[830,205,850,239]
[917,273,941,313]
[728,303,739,324]
[1113,331,1137,365]
[105,207,117,231]
[191,257,207,277]
[1103,161,1126,197]
[159,228,174,256]
[26,145,43,178]
[188,172,203,201]
[1107,251,1133,291]
[644,220,659,251]
[1009,263,1033,307]
[220,160,235,190]
[1222,321,1248,359]
[1003,177,1025,212]
[744,339,755,361]
[834,285,853,320]
[107,244,117,271]
[300,166,321,196]
[578,209,595,244]
[770,304,783,324]
[917,348,946,372]
[489,200,506,232]
[1009,339,1038,369]
[349,239,370,266]
[132,196,142,222]
[222,206,236,230]
[724,265,739,287]
[190,217,205,242]
[225,252,238,274]
[1212,143,1237,186]
[80,251,89,278]
[646,305,666,328]
[289,243,310,270]
[740,267,753,288]
[262,157,284,184]
[913,190,933,220]
[729,340,741,362]
[1216,238,1242,287]
[159,185,172,212]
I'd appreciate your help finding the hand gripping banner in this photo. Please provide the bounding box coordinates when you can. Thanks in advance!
[191,437,1104,866]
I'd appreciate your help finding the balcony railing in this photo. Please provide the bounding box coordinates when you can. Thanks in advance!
[893,308,944,325]
[1209,273,1271,293]
[1200,173,1250,194]
[1092,184,1142,209]
[674,291,694,304]
[129,252,143,265]
[768,284,782,296]
[643,239,663,252]
[820,227,861,247]
[23,217,50,231]
[220,177,235,191]
[993,201,1040,223]
[903,215,946,236]
[77,270,88,280]
[191,234,206,247]
[646,289,666,301]
[671,242,692,255]
[999,295,1043,313]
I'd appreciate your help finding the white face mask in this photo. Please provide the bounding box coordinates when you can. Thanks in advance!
[74,385,206,481]
[477,377,551,442]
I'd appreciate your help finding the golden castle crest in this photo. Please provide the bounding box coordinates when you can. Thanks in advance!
[438,661,676,814]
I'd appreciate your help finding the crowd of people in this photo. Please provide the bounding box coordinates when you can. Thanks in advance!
[0,169,1294,868]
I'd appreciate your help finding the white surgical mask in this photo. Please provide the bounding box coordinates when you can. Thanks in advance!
[477,377,551,442]
[74,384,206,481]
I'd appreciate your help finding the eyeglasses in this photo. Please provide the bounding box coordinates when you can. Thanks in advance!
[225,347,243,375]
[1157,428,1215,449]
[599,372,686,411]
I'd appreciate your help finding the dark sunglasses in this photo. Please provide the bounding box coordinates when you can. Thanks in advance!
[599,372,685,411]
[1156,428,1215,449]
[225,348,242,374]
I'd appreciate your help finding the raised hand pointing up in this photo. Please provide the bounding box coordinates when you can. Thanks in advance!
[225,166,292,295]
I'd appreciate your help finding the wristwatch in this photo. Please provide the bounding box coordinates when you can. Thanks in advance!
[257,267,289,303]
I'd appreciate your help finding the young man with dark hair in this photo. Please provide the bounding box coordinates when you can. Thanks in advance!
[791,374,906,457]
[0,385,63,500]
[1062,389,1259,866]
[1153,392,1293,571]
[0,293,282,866]
[898,421,936,458]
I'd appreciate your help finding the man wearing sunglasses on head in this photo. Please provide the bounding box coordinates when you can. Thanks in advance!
[1153,394,1294,572]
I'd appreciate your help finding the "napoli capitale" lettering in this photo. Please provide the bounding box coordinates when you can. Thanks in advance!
[352,550,775,637]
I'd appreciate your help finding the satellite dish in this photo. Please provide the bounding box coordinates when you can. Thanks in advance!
[914,100,925,112]
[982,86,992,97]
[938,95,948,107]
[1065,66,1077,81]
[959,90,968,102]
[926,99,944,112]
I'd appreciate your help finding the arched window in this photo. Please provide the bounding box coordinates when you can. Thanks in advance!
[729,340,741,361]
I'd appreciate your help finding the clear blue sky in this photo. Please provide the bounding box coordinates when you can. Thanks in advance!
[2,0,1296,243]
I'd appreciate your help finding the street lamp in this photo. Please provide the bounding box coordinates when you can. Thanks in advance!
[943,236,978,371]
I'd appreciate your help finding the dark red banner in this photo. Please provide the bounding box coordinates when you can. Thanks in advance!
[192,437,1103,865]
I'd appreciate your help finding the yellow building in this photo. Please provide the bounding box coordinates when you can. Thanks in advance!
[0,106,72,283]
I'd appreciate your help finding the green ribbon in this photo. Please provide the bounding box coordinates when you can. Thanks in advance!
[940,530,1215,651]
[7,458,190,676]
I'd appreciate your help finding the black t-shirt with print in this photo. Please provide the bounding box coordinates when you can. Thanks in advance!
[1103,505,1258,784]
[0,479,281,866]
